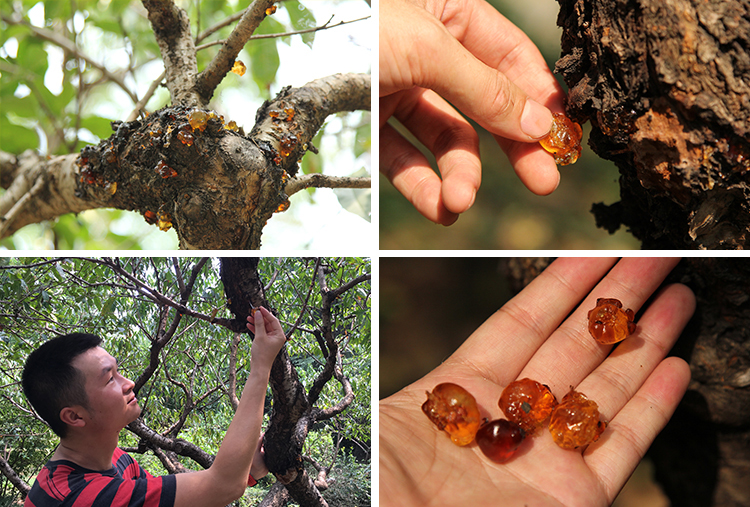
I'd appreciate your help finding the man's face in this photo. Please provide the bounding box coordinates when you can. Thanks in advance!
[71,347,141,432]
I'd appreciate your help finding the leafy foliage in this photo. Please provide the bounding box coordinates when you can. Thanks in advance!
[0,257,370,506]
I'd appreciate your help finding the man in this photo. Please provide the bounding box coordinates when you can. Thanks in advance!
[21,307,285,507]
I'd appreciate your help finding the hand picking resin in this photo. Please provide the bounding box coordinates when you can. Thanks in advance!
[548,388,607,450]
[588,298,636,344]
[498,378,558,435]
[422,383,481,446]
[539,112,583,165]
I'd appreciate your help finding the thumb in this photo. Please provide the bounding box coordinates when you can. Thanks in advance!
[252,308,266,336]
[414,24,552,142]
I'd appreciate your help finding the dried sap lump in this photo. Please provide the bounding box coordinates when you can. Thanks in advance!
[539,112,583,166]
[422,383,481,446]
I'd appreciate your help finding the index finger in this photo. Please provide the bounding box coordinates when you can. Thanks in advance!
[427,258,618,387]
[436,0,566,109]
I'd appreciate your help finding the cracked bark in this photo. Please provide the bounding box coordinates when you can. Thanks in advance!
[556,0,750,249]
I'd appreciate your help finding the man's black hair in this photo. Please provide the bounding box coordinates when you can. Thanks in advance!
[22,333,102,438]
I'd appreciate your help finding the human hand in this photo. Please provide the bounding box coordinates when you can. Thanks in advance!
[249,434,269,480]
[380,258,694,506]
[380,0,566,225]
[246,307,286,370]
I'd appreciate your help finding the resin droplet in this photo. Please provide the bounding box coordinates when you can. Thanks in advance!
[157,210,173,232]
[188,110,209,131]
[588,298,636,344]
[548,388,607,450]
[275,199,290,213]
[499,378,558,435]
[105,181,117,195]
[265,5,277,15]
[231,60,246,76]
[539,112,583,166]
[284,107,295,121]
[476,419,525,463]
[155,160,178,179]
[279,134,298,157]
[224,120,239,132]
[422,383,481,446]
[143,210,158,224]
[177,130,194,146]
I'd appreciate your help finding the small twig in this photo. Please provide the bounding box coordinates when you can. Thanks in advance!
[195,0,276,102]
[127,70,166,122]
[194,15,369,52]
[285,174,370,197]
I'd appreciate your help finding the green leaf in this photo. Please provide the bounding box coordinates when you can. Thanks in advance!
[354,120,371,158]
[333,170,371,221]
[0,116,39,152]
[286,0,317,48]
[245,18,283,93]
[80,115,116,142]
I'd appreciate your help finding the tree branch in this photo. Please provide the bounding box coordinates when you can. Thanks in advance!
[0,151,93,239]
[195,0,276,103]
[0,455,30,498]
[141,0,202,107]
[286,175,370,197]
[252,73,371,178]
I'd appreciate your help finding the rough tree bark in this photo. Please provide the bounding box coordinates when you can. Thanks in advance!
[221,258,369,507]
[555,0,750,249]
[0,0,371,249]
[504,258,750,507]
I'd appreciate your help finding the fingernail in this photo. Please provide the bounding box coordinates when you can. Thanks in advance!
[521,99,552,140]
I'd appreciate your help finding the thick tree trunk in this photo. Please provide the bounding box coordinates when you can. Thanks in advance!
[220,257,329,507]
[556,0,750,249]
[504,258,750,507]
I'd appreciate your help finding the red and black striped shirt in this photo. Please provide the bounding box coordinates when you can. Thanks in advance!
[24,448,176,507]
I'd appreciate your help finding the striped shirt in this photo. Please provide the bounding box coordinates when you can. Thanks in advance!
[24,448,176,507]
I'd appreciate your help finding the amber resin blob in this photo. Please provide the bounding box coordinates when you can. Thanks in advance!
[539,112,583,165]
[588,298,636,344]
[548,388,607,450]
[422,383,482,446]
[498,378,558,435]
[476,419,525,463]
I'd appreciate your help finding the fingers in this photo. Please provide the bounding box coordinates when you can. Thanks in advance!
[585,357,691,502]
[379,125,457,225]
[518,257,682,392]
[380,89,482,223]
[439,0,566,110]
[496,137,561,196]
[380,0,552,143]
[245,307,266,334]
[576,284,694,501]
[440,258,619,386]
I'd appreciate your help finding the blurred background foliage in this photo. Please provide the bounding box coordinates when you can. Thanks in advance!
[0,257,371,506]
[379,0,639,250]
[0,0,371,250]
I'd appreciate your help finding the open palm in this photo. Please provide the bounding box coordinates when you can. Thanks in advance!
[380,257,694,506]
